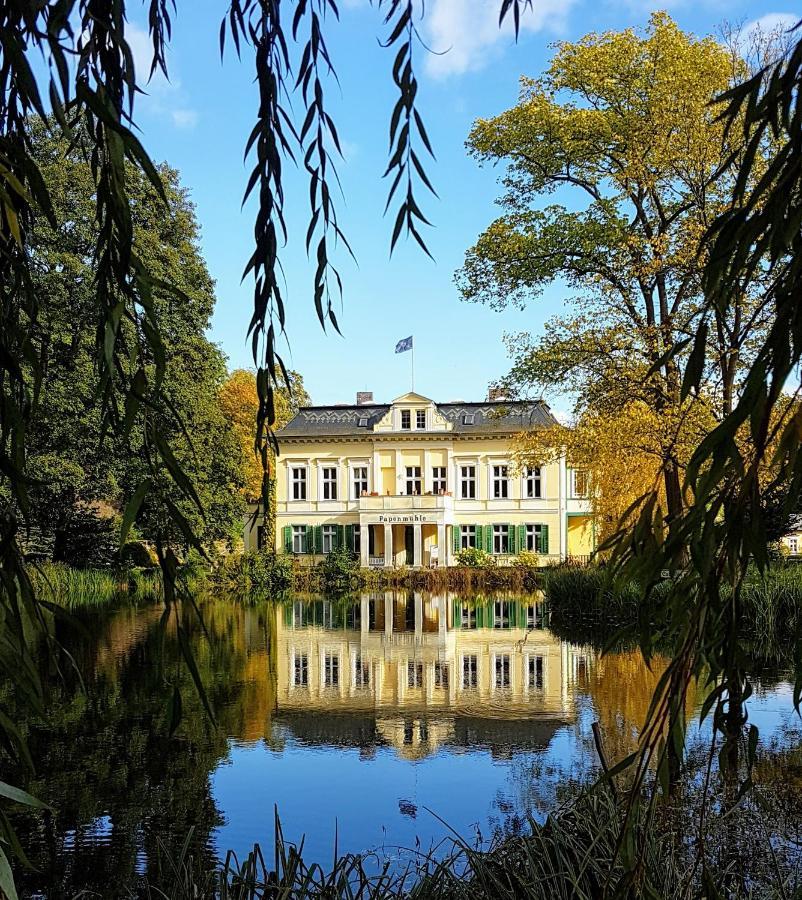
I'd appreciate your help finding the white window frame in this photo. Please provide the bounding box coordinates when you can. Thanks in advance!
[462,654,478,689]
[291,525,307,554]
[289,464,308,501]
[493,653,511,689]
[526,524,544,552]
[432,466,447,494]
[323,652,339,688]
[352,465,369,499]
[524,466,542,499]
[526,654,545,692]
[789,536,799,554]
[407,660,423,688]
[434,662,449,689]
[352,526,361,554]
[292,650,309,687]
[321,465,339,501]
[460,605,476,629]
[321,525,337,554]
[493,524,509,555]
[494,600,511,629]
[460,525,477,550]
[405,466,421,495]
[459,463,477,499]
[491,464,509,499]
[415,408,426,429]
[571,469,590,498]
[400,409,411,430]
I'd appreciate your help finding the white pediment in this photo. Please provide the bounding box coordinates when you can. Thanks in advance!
[373,392,453,433]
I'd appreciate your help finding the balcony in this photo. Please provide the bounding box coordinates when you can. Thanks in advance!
[358,493,454,513]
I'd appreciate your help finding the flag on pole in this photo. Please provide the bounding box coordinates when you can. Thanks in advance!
[395,335,413,354]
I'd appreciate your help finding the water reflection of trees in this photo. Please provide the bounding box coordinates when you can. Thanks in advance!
[4,599,276,896]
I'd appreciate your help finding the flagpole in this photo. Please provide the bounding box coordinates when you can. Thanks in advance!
[411,342,415,392]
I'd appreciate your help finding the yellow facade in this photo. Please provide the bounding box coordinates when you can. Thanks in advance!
[274,591,584,758]
[245,391,595,565]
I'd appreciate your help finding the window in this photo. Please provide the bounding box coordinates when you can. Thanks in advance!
[408,660,423,688]
[790,536,799,554]
[293,653,308,687]
[460,525,477,550]
[401,409,411,430]
[322,525,337,553]
[495,654,511,688]
[460,464,477,499]
[432,466,447,494]
[416,409,426,429]
[461,605,476,629]
[462,654,478,688]
[354,654,370,688]
[492,465,509,499]
[526,605,539,629]
[494,601,510,629]
[462,412,475,425]
[528,656,544,690]
[525,466,542,498]
[405,466,421,495]
[352,465,368,498]
[572,469,589,498]
[493,525,509,554]
[434,662,449,689]
[358,415,369,427]
[352,526,361,554]
[292,525,307,554]
[322,466,338,500]
[324,653,339,687]
[526,524,544,552]
[291,466,307,500]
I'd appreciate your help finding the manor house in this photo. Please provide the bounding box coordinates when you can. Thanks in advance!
[244,391,594,566]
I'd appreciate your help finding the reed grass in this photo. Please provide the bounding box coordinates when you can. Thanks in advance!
[140,787,800,899]
[28,562,163,607]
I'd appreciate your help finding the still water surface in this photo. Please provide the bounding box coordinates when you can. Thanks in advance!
[6,592,799,896]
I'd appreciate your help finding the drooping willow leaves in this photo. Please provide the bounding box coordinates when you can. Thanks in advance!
[598,19,802,887]
[0,0,531,884]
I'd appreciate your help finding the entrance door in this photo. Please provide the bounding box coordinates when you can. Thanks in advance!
[404,526,414,565]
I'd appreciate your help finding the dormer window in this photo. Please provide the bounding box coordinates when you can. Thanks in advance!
[416,409,426,429]
[358,415,369,427]
[462,412,475,425]
[401,410,411,430]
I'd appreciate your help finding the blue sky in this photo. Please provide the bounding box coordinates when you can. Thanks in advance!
[126,0,791,411]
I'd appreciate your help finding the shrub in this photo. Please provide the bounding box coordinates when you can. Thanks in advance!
[320,546,359,592]
[238,551,293,599]
[513,550,540,569]
[456,547,495,568]
[120,541,157,569]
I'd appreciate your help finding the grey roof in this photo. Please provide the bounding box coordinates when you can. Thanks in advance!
[277,399,556,438]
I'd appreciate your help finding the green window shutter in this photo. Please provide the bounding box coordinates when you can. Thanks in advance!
[283,603,293,626]
[508,524,516,554]
[475,525,483,551]
[336,524,344,550]
[453,525,461,554]
[476,604,484,628]
[314,525,323,554]
[485,526,494,554]
[518,524,526,553]
[452,599,462,627]
[283,526,292,554]
[516,601,527,629]
[305,525,314,554]
[541,524,549,555]
[345,524,354,552]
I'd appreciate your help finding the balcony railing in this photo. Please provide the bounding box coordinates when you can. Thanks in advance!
[358,493,454,512]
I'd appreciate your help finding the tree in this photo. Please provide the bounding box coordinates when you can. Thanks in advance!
[219,368,310,549]
[459,13,770,525]
[22,123,245,555]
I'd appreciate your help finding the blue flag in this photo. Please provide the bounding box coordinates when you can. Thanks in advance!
[395,335,413,354]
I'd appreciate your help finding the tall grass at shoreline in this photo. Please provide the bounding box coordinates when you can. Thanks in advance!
[27,562,163,607]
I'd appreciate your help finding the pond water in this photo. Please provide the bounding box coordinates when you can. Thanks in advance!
[5,592,801,897]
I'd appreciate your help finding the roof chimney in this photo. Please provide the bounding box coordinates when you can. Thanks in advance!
[356,391,374,406]
[487,386,507,402]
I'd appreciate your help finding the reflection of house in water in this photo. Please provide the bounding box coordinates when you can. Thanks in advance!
[273,593,586,759]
